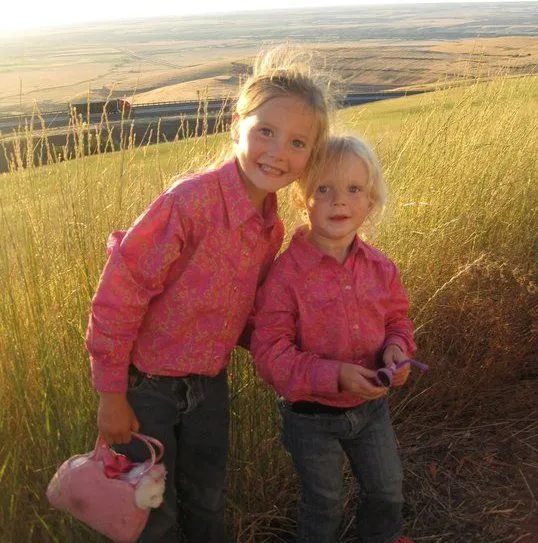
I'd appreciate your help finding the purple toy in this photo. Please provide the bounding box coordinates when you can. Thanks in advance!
[374,359,429,387]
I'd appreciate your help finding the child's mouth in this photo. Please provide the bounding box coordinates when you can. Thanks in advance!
[329,215,349,221]
[259,163,284,176]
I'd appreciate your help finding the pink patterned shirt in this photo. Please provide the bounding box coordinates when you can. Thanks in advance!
[251,226,416,407]
[87,160,284,393]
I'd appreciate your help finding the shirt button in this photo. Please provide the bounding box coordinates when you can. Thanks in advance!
[224,321,229,329]
[344,285,352,290]
[353,324,359,330]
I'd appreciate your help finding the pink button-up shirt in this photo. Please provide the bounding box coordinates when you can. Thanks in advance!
[251,226,416,407]
[87,160,284,393]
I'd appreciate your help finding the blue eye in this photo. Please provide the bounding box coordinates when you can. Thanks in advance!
[292,139,306,149]
[317,185,329,194]
[349,185,361,193]
[259,127,272,137]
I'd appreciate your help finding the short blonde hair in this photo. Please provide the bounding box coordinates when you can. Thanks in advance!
[297,135,387,239]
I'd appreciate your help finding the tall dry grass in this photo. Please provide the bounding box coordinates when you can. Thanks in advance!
[0,74,536,542]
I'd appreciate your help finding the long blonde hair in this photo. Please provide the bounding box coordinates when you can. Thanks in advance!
[215,44,337,179]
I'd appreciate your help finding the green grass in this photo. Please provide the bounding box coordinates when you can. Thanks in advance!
[0,75,536,542]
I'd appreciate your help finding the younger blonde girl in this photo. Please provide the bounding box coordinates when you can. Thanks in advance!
[252,135,416,543]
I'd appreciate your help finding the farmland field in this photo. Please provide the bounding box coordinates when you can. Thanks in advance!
[0,3,537,114]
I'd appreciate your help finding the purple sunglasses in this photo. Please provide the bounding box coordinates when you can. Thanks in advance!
[374,359,429,387]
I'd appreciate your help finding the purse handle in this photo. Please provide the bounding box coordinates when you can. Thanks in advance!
[93,432,165,478]
[130,432,165,464]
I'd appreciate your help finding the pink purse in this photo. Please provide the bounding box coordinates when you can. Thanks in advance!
[46,432,166,543]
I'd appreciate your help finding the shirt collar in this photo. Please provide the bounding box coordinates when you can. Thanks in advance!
[218,159,278,230]
[289,225,372,272]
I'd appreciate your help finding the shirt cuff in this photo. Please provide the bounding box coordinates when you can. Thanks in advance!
[310,358,341,396]
[382,336,410,356]
[91,360,129,394]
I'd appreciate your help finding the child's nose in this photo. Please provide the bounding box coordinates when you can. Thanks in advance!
[331,189,346,205]
[268,138,286,159]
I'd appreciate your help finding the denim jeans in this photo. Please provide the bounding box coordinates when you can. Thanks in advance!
[116,369,229,543]
[279,397,404,543]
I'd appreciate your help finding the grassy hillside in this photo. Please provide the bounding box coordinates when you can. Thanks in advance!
[0,75,536,542]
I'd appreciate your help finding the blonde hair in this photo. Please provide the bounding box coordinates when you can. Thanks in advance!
[217,44,336,178]
[297,135,387,239]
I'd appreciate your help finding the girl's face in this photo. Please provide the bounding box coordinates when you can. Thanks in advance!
[307,153,373,247]
[232,95,317,207]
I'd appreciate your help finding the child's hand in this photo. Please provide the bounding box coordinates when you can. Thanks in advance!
[98,392,140,445]
[338,363,388,400]
[383,344,409,387]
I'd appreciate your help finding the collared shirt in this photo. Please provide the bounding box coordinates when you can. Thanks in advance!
[251,226,416,407]
[87,160,284,393]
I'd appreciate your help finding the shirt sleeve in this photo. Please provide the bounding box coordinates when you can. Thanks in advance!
[251,262,341,401]
[86,191,186,393]
[382,265,416,357]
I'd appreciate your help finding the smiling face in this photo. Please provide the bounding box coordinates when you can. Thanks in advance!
[232,95,317,209]
[307,152,373,250]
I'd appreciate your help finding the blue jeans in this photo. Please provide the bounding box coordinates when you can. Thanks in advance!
[279,398,404,543]
[116,369,229,543]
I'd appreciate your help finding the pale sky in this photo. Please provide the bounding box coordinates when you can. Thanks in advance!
[1,0,528,33]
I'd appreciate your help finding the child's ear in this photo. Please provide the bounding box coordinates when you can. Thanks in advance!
[231,113,240,143]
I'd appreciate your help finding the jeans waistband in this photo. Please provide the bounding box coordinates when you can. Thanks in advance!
[128,364,192,381]
[128,364,210,414]
[290,401,349,415]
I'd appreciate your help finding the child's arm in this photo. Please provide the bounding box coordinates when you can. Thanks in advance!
[382,264,417,388]
[236,226,285,352]
[87,192,187,440]
[252,266,386,402]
